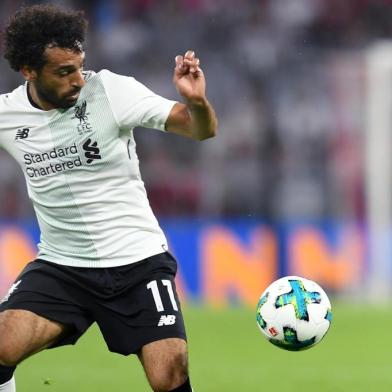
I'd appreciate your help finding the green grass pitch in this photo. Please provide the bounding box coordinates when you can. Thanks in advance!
[16,303,392,391]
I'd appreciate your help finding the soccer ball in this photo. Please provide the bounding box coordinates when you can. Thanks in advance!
[256,276,332,351]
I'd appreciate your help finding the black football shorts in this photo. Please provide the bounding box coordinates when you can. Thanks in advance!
[0,252,186,355]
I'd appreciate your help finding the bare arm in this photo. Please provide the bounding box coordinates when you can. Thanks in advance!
[165,50,218,141]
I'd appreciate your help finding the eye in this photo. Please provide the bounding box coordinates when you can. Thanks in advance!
[57,69,70,76]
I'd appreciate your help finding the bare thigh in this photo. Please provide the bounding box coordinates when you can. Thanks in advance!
[0,309,68,366]
[138,338,189,391]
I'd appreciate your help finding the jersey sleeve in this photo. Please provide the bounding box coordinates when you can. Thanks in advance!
[99,69,177,131]
[0,131,4,149]
[0,97,10,152]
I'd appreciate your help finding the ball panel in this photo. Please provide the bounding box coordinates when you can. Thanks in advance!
[269,326,316,351]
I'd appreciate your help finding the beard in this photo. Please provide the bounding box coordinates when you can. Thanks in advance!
[35,77,80,109]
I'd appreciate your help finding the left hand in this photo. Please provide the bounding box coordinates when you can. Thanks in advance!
[173,50,206,105]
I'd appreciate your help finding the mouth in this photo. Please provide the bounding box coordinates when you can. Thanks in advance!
[66,91,81,101]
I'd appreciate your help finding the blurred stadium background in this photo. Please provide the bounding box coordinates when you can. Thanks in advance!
[1,0,392,391]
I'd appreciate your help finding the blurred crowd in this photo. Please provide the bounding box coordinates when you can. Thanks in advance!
[0,0,391,220]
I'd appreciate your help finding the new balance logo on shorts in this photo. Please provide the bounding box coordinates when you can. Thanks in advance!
[158,315,176,326]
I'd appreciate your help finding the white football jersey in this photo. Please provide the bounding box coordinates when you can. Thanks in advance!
[0,70,177,267]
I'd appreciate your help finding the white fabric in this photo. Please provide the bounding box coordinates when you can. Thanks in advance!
[0,376,15,392]
[0,70,177,267]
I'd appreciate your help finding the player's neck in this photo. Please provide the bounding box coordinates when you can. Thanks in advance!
[27,82,54,111]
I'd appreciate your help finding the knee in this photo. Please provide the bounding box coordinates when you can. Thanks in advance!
[0,346,22,367]
[150,350,189,392]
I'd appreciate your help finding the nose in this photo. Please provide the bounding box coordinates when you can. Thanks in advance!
[71,70,86,89]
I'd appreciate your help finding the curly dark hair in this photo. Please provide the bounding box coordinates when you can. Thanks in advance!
[3,4,88,71]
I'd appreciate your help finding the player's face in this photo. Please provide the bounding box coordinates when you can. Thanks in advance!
[30,47,86,109]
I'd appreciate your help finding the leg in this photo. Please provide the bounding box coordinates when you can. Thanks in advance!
[138,338,189,392]
[0,260,93,391]
[0,260,94,366]
[0,309,68,366]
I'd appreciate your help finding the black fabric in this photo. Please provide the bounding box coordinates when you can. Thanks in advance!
[0,252,186,355]
[170,378,192,392]
[0,365,15,384]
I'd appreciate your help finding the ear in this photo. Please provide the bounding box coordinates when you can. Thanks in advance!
[21,66,38,82]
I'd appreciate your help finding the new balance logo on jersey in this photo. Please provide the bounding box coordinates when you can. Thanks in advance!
[83,138,102,164]
[15,128,30,140]
[158,315,176,326]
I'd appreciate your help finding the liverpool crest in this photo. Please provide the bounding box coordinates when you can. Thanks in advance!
[72,100,93,135]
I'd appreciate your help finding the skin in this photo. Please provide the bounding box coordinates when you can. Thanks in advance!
[0,309,67,367]
[167,50,218,140]
[22,47,86,110]
[22,47,218,140]
[0,46,218,390]
[138,338,189,391]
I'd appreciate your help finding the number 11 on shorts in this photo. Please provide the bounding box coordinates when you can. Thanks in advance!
[147,279,179,312]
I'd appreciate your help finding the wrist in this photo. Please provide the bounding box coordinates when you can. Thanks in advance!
[185,97,209,110]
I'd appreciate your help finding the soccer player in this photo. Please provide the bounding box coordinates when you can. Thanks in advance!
[0,4,217,392]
